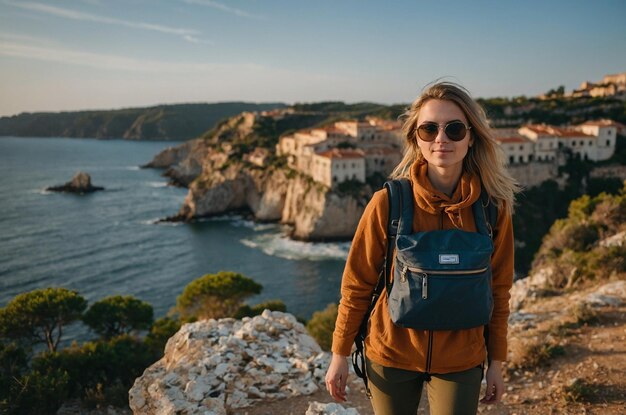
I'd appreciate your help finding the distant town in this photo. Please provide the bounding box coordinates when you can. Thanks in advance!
[252,71,626,190]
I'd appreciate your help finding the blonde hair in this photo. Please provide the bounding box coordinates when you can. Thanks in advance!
[390,81,520,215]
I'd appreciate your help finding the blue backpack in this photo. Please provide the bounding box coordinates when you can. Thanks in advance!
[352,178,498,395]
[388,178,496,330]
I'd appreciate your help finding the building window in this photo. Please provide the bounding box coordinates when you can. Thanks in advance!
[509,156,514,164]
[519,145,524,151]
[588,141,592,146]
[579,141,584,146]
[572,141,576,147]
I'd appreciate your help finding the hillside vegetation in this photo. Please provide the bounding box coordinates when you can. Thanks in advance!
[0,102,285,141]
[530,183,626,289]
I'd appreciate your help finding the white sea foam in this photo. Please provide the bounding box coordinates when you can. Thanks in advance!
[240,232,350,261]
[125,166,141,171]
[146,181,168,188]
[140,218,182,226]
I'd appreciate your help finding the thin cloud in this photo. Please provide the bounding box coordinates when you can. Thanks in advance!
[181,0,265,20]
[183,35,214,45]
[0,40,261,73]
[3,0,211,43]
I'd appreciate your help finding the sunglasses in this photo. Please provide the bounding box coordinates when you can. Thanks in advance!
[416,121,471,142]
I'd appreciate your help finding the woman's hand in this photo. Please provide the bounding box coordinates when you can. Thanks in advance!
[480,360,505,404]
[325,353,349,402]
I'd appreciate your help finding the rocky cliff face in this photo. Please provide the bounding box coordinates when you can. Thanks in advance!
[147,130,369,239]
[171,161,367,240]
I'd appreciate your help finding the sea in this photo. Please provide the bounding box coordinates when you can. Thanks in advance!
[0,136,349,344]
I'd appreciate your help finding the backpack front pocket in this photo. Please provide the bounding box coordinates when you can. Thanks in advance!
[388,261,493,330]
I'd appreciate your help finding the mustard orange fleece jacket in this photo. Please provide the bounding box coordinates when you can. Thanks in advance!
[332,160,515,373]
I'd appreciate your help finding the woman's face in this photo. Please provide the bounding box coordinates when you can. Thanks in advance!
[415,99,474,174]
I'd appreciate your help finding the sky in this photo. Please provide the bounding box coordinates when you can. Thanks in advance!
[0,0,625,116]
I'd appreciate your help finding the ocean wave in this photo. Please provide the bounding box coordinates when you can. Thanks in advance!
[140,218,183,226]
[125,166,141,171]
[146,181,168,188]
[240,233,350,261]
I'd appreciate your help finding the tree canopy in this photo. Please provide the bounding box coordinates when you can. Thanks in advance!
[82,295,153,339]
[0,288,87,352]
[176,271,262,320]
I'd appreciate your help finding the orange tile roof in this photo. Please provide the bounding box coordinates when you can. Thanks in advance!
[497,137,528,144]
[523,125,553,135]
[363,147,400,155]
[580,119,622,127]
[523,124,593,138]
[316,149,364,159]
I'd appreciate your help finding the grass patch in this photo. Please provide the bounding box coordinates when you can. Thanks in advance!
[509,340,566,371]
[571,302,600,326]
[562,378,597,403]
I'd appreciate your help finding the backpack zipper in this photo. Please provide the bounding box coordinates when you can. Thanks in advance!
[402,265,489,276]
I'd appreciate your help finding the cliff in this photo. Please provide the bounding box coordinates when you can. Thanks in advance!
[172,161,368,240]
[0,102,285,140]
[151,107,387,240]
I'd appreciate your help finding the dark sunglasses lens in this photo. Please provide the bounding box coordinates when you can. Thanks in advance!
[417,123,438,141]
[445,122,467,141]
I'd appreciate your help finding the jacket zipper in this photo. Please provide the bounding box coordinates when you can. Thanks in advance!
[426,210,445,373]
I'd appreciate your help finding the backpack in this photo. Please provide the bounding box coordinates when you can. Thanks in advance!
[351,178,498,396]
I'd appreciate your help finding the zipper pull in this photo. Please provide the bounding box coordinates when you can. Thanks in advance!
[401,266,408,283]
[422,273,428,299]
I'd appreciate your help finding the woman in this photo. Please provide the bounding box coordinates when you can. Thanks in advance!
[325,81,519,415]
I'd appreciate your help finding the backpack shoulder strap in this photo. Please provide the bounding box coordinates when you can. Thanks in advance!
[352,178,409,397]
[472,187,498,239]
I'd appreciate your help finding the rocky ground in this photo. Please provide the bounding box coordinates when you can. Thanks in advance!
[69,281,624,415]
[238,281,626,415]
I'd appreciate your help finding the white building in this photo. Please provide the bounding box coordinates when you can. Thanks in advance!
[363,146,403,174]
[276,118,403,187]
[502,120,619,164]
[312,149,366,188]
[575,120,619,161]
[518,125,559,162]
[494,130,534,164]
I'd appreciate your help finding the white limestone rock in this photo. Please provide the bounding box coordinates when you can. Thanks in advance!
[583,280,626,307]
[305,401,360,415]
[129,311,328,415]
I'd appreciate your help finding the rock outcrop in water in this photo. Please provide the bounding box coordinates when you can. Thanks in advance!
[129,311,330,415]
[46,171,104,194]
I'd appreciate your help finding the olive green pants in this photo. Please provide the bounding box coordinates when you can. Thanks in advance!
[365,358,483,415]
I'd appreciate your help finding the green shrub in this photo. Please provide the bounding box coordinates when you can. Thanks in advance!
[176,271,263,320]
[509,339,565,370]
[235,300,287,319]
[83,295,153,339]
[306,304,338,351]
[144,317,181,358]
[571,303,600,326]
[2,367,70,415]
[562,378,596,403]
[32,335,154,406]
